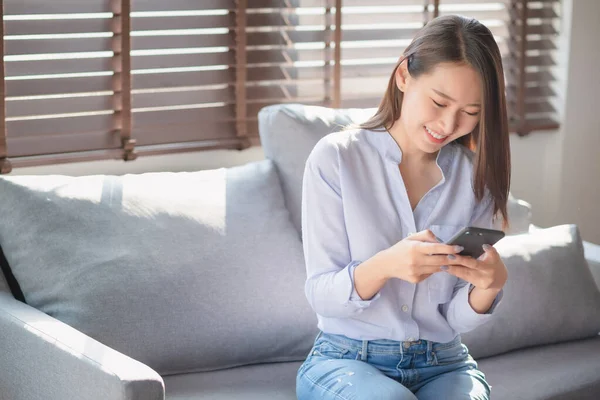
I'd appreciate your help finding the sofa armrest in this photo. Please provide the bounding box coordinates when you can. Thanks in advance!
[583,240,600,291]
[0,293,164,400]
[583,240,600,264]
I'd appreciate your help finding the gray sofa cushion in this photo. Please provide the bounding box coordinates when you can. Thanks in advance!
[462,224,600,359]
[478,337,600,400]
[258,103,534,236]
[164,361,301,400]
[258,103,376,234]
[163,337,600,400]
[0,160,317,375]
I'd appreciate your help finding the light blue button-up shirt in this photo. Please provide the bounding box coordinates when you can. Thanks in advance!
[301,128,504,343]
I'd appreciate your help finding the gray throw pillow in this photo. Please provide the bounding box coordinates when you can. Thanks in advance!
[258,103,376,234]
[0,160,317,375]
[462,224,600,359]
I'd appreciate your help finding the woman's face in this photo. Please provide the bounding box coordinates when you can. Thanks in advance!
[395,61,482,154]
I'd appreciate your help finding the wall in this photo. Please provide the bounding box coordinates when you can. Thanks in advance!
[11,1,600,243]
[546,0,600,243]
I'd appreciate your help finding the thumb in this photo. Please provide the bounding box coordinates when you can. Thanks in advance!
[408,229,440,243]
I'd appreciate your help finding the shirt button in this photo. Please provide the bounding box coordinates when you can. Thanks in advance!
[401,304,409,312]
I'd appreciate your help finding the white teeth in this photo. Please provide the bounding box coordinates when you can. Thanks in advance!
[425,126,446,140]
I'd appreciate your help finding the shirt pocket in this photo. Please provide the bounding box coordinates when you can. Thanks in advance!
[427,225,462,304]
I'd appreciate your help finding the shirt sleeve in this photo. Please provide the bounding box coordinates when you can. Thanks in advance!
[301,139,381,318]
[442,192,504,333]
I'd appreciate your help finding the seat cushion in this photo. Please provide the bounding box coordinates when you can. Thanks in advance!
[164,361,302,400]
[478,336,600,400]
[0,160,318,375]
[163,338,600,400]
[462,225,600,359]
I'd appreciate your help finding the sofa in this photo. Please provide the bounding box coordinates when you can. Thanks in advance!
[0,103,599,400]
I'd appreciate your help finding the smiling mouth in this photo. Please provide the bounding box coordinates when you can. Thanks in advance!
[425,126,448,142]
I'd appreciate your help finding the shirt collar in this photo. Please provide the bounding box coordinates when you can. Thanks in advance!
[368,128,456,179]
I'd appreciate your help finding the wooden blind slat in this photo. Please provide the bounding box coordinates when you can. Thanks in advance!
[133,0,235,12]
[5,19,112,36]
[7,113,114,139]
[132,35,234,51]
[7,130,120,158]
[133,89,233,110]
[132,52,231,71]
[133,105,235,127]
[508,100,556,115]
[507,84,556,99]
[6,57,112,77]
[7,95,113,118]
[134,121,238,147]
[4,0,111,14]
[133,69,233,90]
[5,37,112,56]
[7,75,113,97]
[132,14,234,32]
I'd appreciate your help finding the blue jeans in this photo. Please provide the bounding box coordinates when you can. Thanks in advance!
[296,332,491,400]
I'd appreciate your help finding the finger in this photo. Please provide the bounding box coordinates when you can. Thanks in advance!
[417,242,464,255]
[445,265,476,281]
[407,229,439,243]
[420,255,457,267]
[446,254,479,269]
[478,244,499,262]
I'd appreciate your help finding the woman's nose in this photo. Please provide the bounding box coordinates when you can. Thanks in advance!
[440,111,458,135]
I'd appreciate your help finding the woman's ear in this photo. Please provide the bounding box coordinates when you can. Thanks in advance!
[395,60,410,92]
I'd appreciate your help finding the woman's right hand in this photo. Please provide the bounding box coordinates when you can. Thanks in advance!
[380,229,464,284]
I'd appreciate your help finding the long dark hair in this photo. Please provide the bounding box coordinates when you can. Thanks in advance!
[358,15,511,227]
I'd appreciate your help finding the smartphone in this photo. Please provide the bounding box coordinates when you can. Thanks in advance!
[445,227,505,259]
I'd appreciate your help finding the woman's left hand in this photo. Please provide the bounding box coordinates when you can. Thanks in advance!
[444,244,507,290]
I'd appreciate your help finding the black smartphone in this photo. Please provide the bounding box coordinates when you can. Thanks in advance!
[445,227,505,259]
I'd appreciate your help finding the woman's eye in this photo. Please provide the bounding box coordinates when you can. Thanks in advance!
[432,99,446,108]
[464,111,480,117]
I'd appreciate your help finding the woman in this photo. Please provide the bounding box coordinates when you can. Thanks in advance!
[296,15,510,400]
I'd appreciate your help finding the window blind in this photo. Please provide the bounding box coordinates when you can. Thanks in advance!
[0,0,561,172]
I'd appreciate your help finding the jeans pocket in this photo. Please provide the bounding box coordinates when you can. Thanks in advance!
[432,342,470,366]
[313,340,350,360]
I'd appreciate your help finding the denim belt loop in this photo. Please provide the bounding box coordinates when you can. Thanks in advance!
[427,339,435,364]
[360,339,368,362]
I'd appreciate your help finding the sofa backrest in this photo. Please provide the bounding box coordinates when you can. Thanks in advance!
[0,160,318,375]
